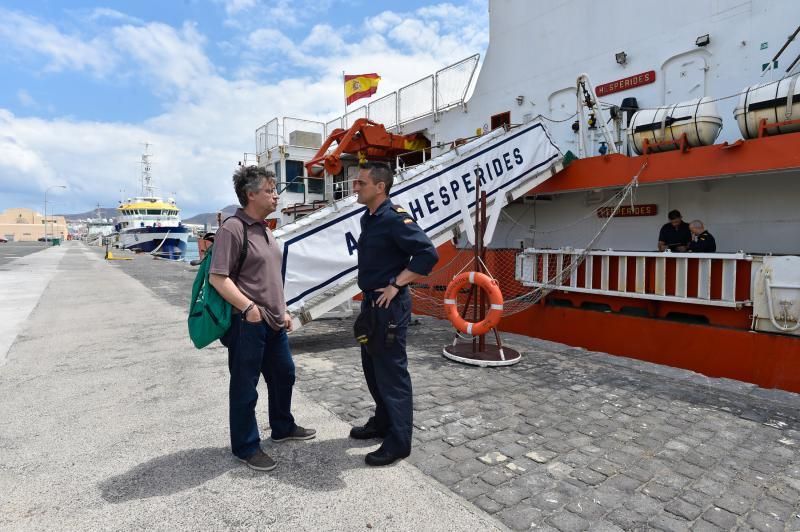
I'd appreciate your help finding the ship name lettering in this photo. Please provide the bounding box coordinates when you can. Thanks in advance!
[407,146,524,220]
[345,231,358,255]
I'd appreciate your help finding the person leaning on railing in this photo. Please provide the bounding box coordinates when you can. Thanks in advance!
[658,209,691,252]
[687,220,717,253]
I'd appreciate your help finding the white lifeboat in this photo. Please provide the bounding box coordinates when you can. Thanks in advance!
[734,73,800,138]
[627,97,722,154]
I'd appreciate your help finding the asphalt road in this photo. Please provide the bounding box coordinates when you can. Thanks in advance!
[0,241,49,266]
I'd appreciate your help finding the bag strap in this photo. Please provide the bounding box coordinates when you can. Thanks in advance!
[223,214,268,283]
[219,215,248,283]
[234,216,248,282]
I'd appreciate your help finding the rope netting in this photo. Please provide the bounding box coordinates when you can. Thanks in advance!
[409,162,647,319]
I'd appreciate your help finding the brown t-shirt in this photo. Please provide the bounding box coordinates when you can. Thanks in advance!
[210,208,286,331]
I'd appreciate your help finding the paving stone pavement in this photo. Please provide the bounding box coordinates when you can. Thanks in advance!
[289,315,800,531]
[103,250,800,531]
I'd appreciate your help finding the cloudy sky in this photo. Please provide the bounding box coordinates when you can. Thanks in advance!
[0,0,488,216]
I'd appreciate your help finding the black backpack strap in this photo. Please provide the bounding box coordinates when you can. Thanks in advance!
[221,215,248,283]
[234,217,248,282]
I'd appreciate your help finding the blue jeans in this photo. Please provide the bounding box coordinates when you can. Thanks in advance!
[223,314,296,459]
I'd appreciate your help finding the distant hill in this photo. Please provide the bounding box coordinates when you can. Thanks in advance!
[58,207,118,221]
[182,204,238,226]
[58,204,239,225]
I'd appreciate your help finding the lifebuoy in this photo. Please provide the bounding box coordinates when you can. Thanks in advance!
[443,271,504,336]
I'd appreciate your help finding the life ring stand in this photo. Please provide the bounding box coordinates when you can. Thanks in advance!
[440,169,520,367]
[443,271,504,336]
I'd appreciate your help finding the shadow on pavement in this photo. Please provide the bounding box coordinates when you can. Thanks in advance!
[99,438,384,503]
[98,446,235,503]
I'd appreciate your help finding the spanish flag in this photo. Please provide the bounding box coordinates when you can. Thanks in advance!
[345,73,380,105]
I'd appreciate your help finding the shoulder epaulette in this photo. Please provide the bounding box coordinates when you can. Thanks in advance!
[391,205,408,214]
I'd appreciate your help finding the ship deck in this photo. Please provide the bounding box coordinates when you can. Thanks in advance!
[1,241,799,530]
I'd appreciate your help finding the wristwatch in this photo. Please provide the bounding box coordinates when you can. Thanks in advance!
[389,277,403,290]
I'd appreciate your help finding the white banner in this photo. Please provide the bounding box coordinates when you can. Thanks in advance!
[279,122,561,308]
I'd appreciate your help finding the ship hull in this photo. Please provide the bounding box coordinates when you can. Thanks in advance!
[120,226,190,260]
[500,302,800,393]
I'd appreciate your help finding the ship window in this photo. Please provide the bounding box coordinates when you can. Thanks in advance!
[285,160,323,195]
[286,160,303,194]
[491,111,511,131]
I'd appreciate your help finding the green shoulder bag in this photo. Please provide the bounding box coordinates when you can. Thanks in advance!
[187,218,248,349]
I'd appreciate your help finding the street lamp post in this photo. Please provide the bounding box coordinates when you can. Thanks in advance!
[44,185,66,244]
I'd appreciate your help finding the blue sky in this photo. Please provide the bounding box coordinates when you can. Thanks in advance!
[0,0,488,216]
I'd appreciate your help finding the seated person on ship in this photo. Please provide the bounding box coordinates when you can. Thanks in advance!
[687,220,717,253]
[657,209,691,252]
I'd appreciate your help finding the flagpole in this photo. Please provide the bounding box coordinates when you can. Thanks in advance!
[342,70,347,128]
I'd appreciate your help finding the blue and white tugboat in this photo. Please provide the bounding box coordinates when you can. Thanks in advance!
[116,144,189,260]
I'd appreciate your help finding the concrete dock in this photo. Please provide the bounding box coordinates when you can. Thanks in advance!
[1,241,800,531]
[0,242,502,531]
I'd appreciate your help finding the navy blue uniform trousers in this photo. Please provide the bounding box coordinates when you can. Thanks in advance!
[360,289,413,456]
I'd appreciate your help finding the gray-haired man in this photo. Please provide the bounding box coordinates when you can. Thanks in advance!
[209,165,315,471]
[687,220,717,253]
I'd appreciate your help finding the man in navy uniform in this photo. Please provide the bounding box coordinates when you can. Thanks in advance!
[350,161,439,466]
[687,220,717,252]
[658,209,691,252]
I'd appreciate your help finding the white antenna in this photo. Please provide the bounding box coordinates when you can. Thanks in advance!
[140,142,155,197]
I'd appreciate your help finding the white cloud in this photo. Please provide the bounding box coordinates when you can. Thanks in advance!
[0,8,115,75]
[301,24,345,53]
[87,7,143,25]
[112,22,214,94]
[248,28,296,53]
[17,90,36,107]
[223,0,259,15]
[365,11,403,34]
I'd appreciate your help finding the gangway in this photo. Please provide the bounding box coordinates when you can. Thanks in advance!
[275,121,564,331]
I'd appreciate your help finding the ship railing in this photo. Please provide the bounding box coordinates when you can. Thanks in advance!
[255,55,481,158]
[516,249,753,308]
[256,117,327,157]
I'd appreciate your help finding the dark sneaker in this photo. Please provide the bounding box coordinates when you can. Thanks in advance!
[349,423,386,440]
[271,425,317,442]
[237,449,277,471]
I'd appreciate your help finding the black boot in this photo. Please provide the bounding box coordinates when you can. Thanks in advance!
[349,423,386,440]
[365,447,409,467]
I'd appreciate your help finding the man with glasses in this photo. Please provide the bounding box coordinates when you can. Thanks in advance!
[349,162,438,466]
[209,166,315,471]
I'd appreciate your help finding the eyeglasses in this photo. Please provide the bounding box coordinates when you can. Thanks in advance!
[262,187,278,195]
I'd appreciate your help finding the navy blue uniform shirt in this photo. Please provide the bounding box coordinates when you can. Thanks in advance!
[357,198,439,291]
[658,221,691,251]
[688,230,717,253]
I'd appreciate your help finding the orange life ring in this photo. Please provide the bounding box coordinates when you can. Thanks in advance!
[443,271,504,336]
